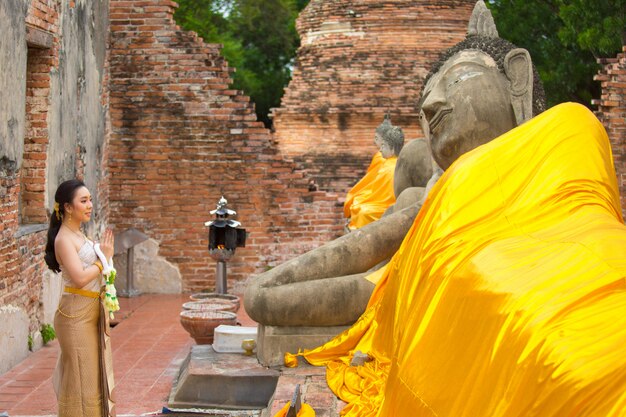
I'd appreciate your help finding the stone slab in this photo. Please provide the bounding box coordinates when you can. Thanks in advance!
[213,325,258,353]
[0,306,29,375]
[169,345,280,410]
[256,324,349,367]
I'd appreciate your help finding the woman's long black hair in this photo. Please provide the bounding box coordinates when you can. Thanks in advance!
[44,179,86,272]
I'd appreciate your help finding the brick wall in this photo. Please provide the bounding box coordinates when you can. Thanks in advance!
[0,0,61,334]
[271,0,475,193]
[1,0,110,368]
[21,3,60,225]
[594,45,626,217]
[108,0,344,292]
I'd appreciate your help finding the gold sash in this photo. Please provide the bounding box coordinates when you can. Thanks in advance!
[64,286,100,299]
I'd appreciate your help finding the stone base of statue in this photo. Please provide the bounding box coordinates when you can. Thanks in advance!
[168,345,279,409]
[256,324,349,367]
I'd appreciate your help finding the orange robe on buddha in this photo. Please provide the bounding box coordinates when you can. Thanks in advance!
[287,103,626,417]
[344,152,397,230]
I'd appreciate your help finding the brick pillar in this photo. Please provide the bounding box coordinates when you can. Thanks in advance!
[594,45,626,217]
[271,0,475,193]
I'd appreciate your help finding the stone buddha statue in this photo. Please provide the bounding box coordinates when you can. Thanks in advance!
[344,116,406,231]
[374,115,404,159]
[245,0,545,348]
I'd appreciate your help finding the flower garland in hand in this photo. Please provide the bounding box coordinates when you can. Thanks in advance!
[94,243,120,319]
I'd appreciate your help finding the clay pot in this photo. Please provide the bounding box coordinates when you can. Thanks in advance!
[180,310,238,344]
[182,299,237,313]
[189,293,241,312]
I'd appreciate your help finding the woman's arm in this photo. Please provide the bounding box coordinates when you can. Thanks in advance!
[55,237,101,288]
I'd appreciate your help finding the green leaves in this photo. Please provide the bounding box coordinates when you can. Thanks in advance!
[175,0,308,127]
[557,0,625,56]
[487,0,624,108]
[41,323,56,345]
[175,1,622,120]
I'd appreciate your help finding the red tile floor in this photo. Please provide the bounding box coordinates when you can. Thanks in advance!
[0,294,256,416]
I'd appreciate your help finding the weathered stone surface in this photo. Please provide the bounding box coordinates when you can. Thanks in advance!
[169,345,280,409]
[0,0,28,167]
[41,269,62,325]
[244,204,420,327]
[0,306,29,375]
[47,0,109,217]
[256,324,349,367]
[393,138,433,197]
[114,238,182,294]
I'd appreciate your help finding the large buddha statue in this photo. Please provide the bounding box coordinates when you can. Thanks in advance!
[244,0,543,330]
[282,2,626,416]
[343,116,405,231]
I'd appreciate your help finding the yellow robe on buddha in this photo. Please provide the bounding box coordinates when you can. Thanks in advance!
[344,152,397,230]
[289,103,626,417]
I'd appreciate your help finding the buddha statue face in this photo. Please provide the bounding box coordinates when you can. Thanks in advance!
[420,49,518,170]
[375,117,405,159]
[418,0,545,172]
[375,132,395,158]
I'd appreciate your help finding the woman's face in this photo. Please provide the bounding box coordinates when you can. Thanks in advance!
[65,186,93,223]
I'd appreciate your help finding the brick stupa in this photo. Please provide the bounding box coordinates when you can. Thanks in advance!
[272,0,475,193]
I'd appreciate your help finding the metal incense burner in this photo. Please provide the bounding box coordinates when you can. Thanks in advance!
[204,196,246,294]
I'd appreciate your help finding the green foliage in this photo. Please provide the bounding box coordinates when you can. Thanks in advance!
[28,334,33,351]
[41,323,56,345]
[557,0,626,56]
[174,0,309,127]
[487,0,625,108]
[174,1,622,120]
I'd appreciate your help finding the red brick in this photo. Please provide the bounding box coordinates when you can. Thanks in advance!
[595,48,626,217]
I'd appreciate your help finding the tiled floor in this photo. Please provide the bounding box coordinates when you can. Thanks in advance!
[0,294,256,416]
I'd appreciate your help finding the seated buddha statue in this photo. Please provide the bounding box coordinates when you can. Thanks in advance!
[284,2,626,416]
[244,0,543,329]
[343,116,404,231]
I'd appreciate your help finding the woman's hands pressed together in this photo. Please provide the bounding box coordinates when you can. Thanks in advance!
[100,229,115,261]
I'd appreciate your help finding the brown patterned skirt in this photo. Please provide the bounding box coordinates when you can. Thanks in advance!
[53,289,115,417]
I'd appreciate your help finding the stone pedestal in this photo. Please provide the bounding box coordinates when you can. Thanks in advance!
[168,345,279,409]
[256,324,349,367]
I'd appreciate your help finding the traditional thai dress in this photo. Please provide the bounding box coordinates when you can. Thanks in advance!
[53,238,116,417]
[344,152,397,230]
[288,103,626,416]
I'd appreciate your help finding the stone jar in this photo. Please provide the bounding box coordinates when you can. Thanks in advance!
[189,293,241,312]
[182,299,237,313]
[179,310,238,344]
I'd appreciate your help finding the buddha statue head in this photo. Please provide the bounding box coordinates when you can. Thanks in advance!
[375,115,405,158]
[419,0,546,170]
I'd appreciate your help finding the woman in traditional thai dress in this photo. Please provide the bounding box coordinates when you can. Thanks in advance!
[44,179,116,417]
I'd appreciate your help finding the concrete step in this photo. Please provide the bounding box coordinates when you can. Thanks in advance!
[168,345,280,410]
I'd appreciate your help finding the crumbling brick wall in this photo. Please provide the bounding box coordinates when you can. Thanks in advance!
[1,0,109,372]
[108,0,344,292]
[0,0,61,339]
[595,45,626,217]
[271,0,475,193]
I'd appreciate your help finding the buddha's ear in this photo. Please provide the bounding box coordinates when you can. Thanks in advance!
[504,48,533,124]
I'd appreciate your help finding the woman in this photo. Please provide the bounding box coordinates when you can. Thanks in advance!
[44,179,116,417]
